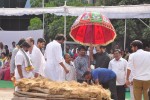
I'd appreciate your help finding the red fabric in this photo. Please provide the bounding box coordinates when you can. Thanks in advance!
[71,25,116,45]
[70,12,116,46]
[3,68,11,81]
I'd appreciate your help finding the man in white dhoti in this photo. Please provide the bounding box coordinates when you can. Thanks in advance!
[64,53,76,81]
[44,34,69,81]
[26,37,46,77]
[15,41,34,82]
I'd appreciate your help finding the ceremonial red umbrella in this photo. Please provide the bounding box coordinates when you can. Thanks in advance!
[70,12,116,46]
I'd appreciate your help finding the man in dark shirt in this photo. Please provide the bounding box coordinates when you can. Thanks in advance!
[83,68,118,100]
[90,46,110,68]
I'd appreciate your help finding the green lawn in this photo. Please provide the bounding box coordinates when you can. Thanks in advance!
[0,80,14,88]
[0,80,131,99]
[126,91,131,100]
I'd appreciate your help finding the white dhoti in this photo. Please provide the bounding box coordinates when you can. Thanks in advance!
[44,40,66,81]
[44,60,65,81]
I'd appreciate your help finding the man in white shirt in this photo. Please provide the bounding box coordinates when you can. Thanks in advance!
[44,34,69,81]
[64,53,76,81]
[126,40,150,100]
[108,49,127,100]
[15,41,33,81]
[26,37,45,77]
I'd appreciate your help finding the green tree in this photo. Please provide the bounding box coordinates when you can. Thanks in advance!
[30,0,42,7]
[29,0,150,48]
[28,17,42,30]
[142,28,150,42]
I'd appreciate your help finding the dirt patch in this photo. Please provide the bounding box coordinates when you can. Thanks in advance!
[0,89,14,100]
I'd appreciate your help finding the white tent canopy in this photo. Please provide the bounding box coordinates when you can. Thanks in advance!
[0,4,150,50]
[0,4,150,19]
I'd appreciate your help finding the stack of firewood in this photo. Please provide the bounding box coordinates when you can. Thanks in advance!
[12,77,111,100]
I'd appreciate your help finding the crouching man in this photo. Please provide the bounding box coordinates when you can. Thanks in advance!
[83,68,118,100]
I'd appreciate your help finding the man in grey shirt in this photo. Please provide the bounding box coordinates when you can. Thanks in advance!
[74,46,90,83]
[10,38,25,77]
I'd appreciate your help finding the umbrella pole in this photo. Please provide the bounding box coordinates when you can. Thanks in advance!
[124,19,127,51]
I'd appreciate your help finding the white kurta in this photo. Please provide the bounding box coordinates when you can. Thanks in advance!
[63,61,76,81]
[44,40,65,81]
[15,49,33,80]
[29,45,46,76]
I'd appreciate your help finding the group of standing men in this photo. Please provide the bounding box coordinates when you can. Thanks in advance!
[83,40,150,100]
[10,33,150,100]
[10,34,76,84]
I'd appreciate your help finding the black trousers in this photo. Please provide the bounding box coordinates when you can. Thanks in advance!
[117,85,125,100]
[102,77,118,100]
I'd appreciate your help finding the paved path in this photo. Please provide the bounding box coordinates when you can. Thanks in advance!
[0,89,14,100]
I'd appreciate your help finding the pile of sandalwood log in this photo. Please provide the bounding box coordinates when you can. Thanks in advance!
[12,77,111,100]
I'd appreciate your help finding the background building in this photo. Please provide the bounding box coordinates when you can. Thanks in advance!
[0,0,42,30]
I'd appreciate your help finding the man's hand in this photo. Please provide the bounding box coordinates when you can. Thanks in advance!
[94,79,100,85]
[10,73,14,77]
[34,73,39,78]
[89,45,94,51]
[59,62,69,74]
[65,68,69,74]
[126,80,131,86]
[88,67,91,71]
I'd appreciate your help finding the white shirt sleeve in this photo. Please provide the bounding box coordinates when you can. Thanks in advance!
[15,54,24,66]
[127,54,134,70]
[108,61,112,70]
[124,60,128,70]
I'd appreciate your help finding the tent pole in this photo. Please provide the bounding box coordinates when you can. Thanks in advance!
[138,18,150,29]
[42,0,44,38]
[64,1,67,54]
[0,27,3,31]
[124,19,127,51]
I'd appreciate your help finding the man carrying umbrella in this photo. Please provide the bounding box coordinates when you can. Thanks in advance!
[90,46,110,68]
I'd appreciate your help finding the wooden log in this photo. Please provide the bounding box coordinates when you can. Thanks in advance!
[30,87,49,94]
[17,91,49,98]
[12,96,46,100]
[16,91,65,99]
[14,92,27,97]
[15,91,97,100]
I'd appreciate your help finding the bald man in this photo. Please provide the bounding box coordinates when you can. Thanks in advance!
[64,53,76,81]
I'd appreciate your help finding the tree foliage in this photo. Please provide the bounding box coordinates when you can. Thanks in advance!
[30,0,42,7]
[28,17,42,30]
[29,0,150,48]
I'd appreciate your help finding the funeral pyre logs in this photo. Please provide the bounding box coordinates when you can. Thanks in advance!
[13,77,111,100]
